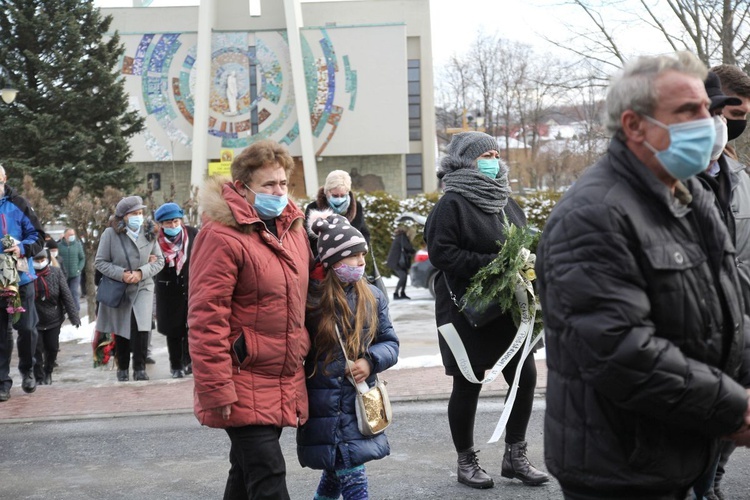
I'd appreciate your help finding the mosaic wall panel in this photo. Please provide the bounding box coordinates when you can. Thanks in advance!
[119,24,408,162]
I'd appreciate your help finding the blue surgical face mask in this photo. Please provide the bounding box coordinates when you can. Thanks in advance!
[127,215,144,231]
[643,116,716,181]
[327,195,350,214]
[245,183,288,219]
[163,226,181,237]
[476,158,500,179]
[67,235,76,243]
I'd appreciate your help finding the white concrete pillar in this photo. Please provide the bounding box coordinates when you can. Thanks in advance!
[190,0,215,192]
[283,0,318,196]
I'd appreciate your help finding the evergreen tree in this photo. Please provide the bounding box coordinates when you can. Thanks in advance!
[0,0,143,203]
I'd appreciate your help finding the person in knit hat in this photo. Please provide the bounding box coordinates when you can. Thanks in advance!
[424,132,548,490]
[298,209,399,499]
[308,209,369,268]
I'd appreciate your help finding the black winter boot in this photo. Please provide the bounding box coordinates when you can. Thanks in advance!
[501,441,549,485]
[457,448,494,489]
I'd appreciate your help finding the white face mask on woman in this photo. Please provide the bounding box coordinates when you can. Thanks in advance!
[33,259,49,270]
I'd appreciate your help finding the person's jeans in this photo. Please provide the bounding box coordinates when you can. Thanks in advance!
[224,425,290,500]
[67,275,81,311]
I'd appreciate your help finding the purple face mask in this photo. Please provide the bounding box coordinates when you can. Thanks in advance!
[333,263,365,283]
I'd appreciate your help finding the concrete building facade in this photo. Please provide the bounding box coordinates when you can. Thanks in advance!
[101,0,436,205]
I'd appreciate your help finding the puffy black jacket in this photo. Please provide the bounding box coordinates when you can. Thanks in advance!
[34,265,80,330]
[536,138,750,495]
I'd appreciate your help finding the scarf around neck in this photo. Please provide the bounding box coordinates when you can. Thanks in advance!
[159,226,188,275]
[442,168,511,214]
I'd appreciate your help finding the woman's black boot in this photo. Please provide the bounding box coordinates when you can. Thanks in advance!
[501,441,549,485]
[117,370,129,382]
[457,448,494,489]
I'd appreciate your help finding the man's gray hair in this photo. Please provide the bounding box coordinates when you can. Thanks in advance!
[606,51,708,138]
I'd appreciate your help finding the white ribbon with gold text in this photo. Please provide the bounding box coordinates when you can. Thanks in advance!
[437,248,543,443]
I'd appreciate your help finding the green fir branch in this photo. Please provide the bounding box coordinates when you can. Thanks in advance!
[462,218,543,334]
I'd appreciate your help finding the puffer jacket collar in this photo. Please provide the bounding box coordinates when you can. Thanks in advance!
[200,176,305,237]
[608,138,692,218]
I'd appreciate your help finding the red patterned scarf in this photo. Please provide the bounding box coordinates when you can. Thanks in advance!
[158,227,188,275]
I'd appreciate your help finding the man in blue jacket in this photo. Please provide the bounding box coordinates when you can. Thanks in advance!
[0,165,46,401]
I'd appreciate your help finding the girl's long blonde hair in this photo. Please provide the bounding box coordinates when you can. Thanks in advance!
[308,269,379,375]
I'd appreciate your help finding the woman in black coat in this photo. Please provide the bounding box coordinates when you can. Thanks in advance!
[153,203,198,378]
[386,226,415,300]
[32,249,80,385]
[304,169,371,257]
[424,132,548,490]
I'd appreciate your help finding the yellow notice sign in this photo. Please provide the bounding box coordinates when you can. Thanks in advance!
[208,149,234,176]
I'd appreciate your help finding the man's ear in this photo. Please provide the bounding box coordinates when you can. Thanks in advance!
[621,110,646,143]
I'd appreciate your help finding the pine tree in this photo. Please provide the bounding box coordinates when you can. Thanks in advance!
[0,0,144,204]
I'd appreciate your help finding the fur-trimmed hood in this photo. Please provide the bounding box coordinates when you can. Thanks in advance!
[199,176,305,235]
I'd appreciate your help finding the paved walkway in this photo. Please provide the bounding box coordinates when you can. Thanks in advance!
[0,335,547,423]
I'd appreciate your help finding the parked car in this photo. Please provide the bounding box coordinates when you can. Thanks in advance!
[409,248,438,298]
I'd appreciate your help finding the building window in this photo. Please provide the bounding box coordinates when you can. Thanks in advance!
[406,153,423,195]
[407,59,421,142]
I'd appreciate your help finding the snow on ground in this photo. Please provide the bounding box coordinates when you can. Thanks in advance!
[58,275,542,369]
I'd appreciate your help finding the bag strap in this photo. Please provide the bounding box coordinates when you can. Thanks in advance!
[115,232,133,271]
[334,324,373,394]
[437,270,463,310]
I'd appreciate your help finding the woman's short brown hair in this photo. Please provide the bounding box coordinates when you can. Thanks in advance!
[231,139,294,184]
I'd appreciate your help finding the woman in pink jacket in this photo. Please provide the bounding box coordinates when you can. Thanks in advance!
[188,140,312,500]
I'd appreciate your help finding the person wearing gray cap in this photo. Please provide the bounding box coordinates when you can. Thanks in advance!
[424,131,548,490]
[95,195,164,382]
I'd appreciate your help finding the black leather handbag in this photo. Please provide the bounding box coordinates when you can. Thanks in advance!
[96,234,132,308]
[442,272,504,329]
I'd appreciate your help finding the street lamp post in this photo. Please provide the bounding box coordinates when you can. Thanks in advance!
[0,65,18,104]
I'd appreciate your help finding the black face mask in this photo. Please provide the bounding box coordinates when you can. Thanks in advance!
[727,118,747,141]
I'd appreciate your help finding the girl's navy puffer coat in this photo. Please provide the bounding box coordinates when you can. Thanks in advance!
[297,283,399,470]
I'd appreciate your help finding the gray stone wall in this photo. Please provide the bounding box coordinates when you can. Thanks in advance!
[134,161,193,205]
[315,155,404,197]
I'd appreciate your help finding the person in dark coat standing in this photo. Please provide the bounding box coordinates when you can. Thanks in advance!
[536,52,750,500]
[298,209,399,499]
[154,202,198,379]
[424,131,548,490]
[386,226,415,300]
[31,249,80,385]
[304,170,371,258]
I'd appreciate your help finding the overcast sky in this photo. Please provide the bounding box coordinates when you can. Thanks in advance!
[92,0,672,71]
